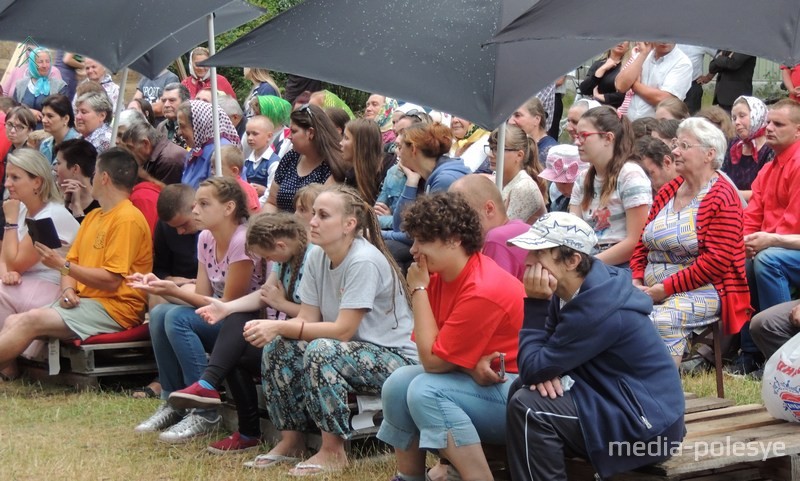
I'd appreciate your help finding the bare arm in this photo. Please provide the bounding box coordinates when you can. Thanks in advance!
[630,81,677,107]
[262,181,279,213]
[615,47,649,92]
[596,204,650,266]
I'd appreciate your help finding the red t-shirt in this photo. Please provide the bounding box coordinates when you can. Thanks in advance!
[781,65,800,101]
[428,253,524,372]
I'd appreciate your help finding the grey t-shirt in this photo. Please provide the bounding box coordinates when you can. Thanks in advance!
[299,237,418,361]
[137,71,179,123]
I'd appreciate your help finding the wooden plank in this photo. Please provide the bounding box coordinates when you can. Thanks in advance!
[685,397,734,414]
[655,424,800,475]
[685,411,784,439]
[759,453,800,480]
[685,392,698,400]
[685,405,767,424]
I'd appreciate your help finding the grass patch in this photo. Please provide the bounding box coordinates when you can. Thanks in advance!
[0,371,762,480]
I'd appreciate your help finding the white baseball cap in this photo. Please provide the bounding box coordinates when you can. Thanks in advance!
[508,212,597,255]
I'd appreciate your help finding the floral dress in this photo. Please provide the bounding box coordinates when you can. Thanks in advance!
[642,177,720,356]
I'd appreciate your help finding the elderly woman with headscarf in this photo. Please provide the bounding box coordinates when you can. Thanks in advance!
[13,48,68,124]
[363,93,398,146]
[450,116,490,172]
[722,96,774,202]
[177,100,241,189]
[182,47,237,99]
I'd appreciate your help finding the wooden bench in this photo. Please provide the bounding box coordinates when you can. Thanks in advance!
[21,323,157,388]
[219,385,384,452]
[565,395,800,480]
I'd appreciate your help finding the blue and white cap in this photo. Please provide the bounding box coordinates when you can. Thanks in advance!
[508,212,597,255]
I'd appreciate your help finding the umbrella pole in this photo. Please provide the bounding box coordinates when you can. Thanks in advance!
[495,122,506,189]
[208,13,223,177]
[110,67,128,147]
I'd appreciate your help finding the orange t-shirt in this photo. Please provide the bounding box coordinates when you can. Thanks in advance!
[67,199,153,328]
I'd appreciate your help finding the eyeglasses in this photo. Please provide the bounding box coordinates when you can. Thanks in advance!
[670,138,704,151]
[575,131,605,143]
[483,145,519,156]
[403,109,424,122]
[298,103,314,120]
[5,122,27,132]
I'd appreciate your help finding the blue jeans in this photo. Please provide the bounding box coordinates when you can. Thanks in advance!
[377,365,517,450]
[750,248,800,311]
[743,250,800,355]
[149,303,222,398]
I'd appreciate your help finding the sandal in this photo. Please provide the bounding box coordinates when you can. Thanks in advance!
[288,462,346,477]
[243,454,302,469]
[132,381,162,399]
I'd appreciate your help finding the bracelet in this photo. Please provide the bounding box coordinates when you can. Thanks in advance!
[411,286,427,296]
[3,223,18,230]
[61,287,76,295]
[298,321,305,340]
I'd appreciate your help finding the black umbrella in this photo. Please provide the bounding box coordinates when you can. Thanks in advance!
[491,0,800,66]
[0,0,247,73]
[129,0,265,79]
[201,0,613,130]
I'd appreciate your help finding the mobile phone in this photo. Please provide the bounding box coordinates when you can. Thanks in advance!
[497,353,506,378]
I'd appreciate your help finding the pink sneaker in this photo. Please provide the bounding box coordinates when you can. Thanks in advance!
[168,382,221,410]
[207,431,260,455]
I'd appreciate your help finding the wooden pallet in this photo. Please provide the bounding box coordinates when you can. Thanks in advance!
[566,397,800,480]
[20,338,157,388]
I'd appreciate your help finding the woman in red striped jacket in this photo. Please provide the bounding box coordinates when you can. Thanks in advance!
[630,117,750,366]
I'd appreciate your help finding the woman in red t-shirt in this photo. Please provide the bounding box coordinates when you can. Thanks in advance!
[377,192,525,481]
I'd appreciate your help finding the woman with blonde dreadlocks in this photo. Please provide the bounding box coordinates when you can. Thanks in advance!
[168,212,314,454]
[240,185,418,475]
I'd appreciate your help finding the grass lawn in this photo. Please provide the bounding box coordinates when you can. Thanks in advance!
[0,371,761,480]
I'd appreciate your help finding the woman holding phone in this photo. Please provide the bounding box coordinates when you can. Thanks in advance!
[0,148,80,380]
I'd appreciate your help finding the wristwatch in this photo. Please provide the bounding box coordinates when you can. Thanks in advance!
[59,261,71,276]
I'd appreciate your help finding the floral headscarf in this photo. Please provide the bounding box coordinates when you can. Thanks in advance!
[28,47,52,96]
[729,95,768,165]
[187,100,240,157]
[257,95,292,127]
[373,96,398,133]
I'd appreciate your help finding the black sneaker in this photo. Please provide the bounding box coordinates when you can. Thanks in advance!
[727,352,764,376]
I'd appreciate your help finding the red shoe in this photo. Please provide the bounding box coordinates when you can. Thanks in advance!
[207,431,260,455]
[168,382,221,410]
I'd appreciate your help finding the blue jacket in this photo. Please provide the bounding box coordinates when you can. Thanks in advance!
[383,156,470,244]
[181,138,233,189]
[518,261,685,479]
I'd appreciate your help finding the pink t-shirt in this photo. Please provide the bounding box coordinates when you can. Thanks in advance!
[482,219,531,281]
[197,224,262,297]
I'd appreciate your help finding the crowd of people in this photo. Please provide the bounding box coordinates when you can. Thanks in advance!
[0,40,799,481]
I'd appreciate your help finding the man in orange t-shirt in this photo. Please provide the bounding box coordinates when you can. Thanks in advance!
[0,148,152,370]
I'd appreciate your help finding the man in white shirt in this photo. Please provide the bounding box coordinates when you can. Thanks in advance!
[616,43,693,121]
[676,44,717,114]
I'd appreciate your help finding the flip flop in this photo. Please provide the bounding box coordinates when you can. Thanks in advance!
[288,462,345,477]
[243,454,302,469]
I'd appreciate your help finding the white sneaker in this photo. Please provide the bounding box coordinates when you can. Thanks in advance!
[158,411,221,444]
[134,402,183,433]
